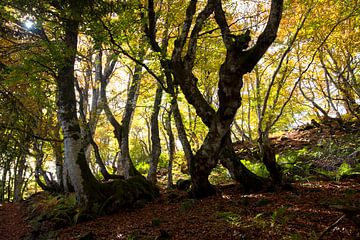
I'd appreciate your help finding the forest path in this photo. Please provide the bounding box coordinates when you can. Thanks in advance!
[0,202,31,240]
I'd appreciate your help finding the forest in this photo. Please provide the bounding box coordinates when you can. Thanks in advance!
[0,0,360,239]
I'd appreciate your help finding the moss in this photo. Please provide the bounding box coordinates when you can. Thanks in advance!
[176,179,191,191]
[98,176,159,214]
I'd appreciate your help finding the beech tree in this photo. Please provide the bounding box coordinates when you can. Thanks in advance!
[140,0,284,197]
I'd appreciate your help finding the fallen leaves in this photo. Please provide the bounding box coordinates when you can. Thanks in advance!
[56,179,360,240]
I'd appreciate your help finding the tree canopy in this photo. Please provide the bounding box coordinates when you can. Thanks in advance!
[0,0,359,216]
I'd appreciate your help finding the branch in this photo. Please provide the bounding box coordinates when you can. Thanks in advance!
[145,0,162,53]
[259,5,312,130]
[99,18,167,91]
[172,0,197,60]
[185,0,215,68]
[0,125,62,142]
[246,0,284,70]
[318,214,346,240]
[213,0,232,48]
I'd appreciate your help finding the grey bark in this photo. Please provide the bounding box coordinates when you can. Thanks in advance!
[53,122,64,190]
[170,0,283,198]
[118,58,144,178]
[14,154,26,202]
[165,107,175,189]
[147,84,163,183]
[54,1,103,207]
[1,158,10,202]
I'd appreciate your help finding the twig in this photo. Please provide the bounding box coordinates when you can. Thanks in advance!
[318,214,346,240]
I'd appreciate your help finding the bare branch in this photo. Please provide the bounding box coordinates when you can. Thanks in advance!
[99,18,167,91]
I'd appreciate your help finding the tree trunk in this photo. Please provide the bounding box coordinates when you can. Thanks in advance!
[144,0,283,198]
[14,154,26,202]
[76,78,117,181]
[53,121,64,191]
[219,133,267,192]
[80,50,117,175]
[118,59,143,178]
[258,135,282,186]
[34,141,61,192]
[56,15,103,207]
[147,84,163,183]
[7,169,12,202]
[164,107,175,189]
[1,159,10,202]
[172,98,193,167]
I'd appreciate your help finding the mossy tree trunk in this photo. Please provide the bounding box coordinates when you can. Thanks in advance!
[54,1,104,207]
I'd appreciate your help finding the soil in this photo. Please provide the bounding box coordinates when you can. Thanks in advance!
[1,120,359,240]
[0,202,31,240]
[1,179,359,240]
[57,179,360,240]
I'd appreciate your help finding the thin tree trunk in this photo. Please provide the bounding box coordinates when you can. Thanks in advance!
[258,134,282,186]
[35,141,58,192]
[118,59,144,178]
[171,98,193,167]
[147,84,163,183]
[219,133,266,192]
[14,154,26,202]
[7,170,12,202]
[165,107,175,189]
[1,160,10,202]
[53,121,64,190]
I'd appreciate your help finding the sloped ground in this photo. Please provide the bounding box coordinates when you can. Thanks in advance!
[233,119,360,171]
[1,119,360,240]
[0,202,31,240]
[58,179,360,240]
[1,179,360,240]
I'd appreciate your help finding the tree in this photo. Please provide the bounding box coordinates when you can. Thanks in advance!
[0,0,161,210]
[168,0,284,197]
[147,84,163,183]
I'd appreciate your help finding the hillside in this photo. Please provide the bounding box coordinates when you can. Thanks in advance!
[1,120,359,240]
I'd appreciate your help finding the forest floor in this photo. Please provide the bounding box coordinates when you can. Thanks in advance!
[0,202,31,239]
[1,179,360,240]
[58,179,360,240]
[1,119,360,240]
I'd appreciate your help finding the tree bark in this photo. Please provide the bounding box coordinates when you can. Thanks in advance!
[118,59,144,178]
[219,133,267,192]
[258,135,283,186]
[170,0,283,198]
[34,141,61,192]
[14,154,26,202]
[1,158,10,202]
[147,84,163,183]
[53,121,64,191]
[172,98,193,167]
[144,0,283,197]
[164,107,175,189]
[55,10,103,207]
